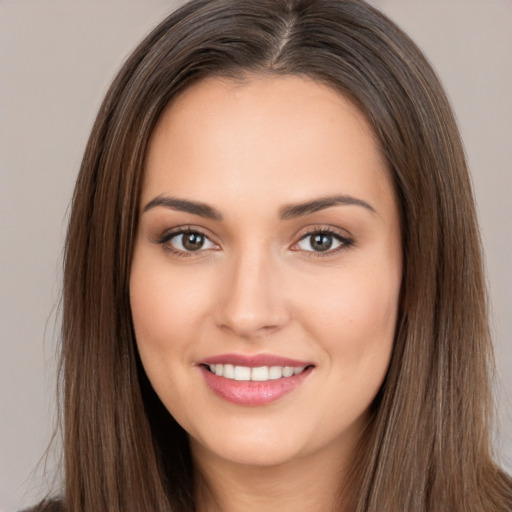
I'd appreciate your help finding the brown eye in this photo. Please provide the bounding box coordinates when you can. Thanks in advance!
[182,232,205,251]
[310,233,334,252]
[163,230,217,253]
[296,230,352,254]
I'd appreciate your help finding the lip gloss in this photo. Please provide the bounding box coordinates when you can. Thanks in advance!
[198,353,314,406]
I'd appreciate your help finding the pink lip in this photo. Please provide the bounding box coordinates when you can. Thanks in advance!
[198,353,314,406]
[200,353,312,367]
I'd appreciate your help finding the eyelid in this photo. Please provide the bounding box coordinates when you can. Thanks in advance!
[153,224,353,258]
[290,225,354,256]
[154,225,220,256]
[155,225,208,243]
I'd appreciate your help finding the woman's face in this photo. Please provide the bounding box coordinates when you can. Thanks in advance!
[130,75,402,470]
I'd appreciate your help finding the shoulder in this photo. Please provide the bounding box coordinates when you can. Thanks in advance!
[20,499,65,512]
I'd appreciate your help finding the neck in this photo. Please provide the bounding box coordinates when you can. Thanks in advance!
[192,439,356,512]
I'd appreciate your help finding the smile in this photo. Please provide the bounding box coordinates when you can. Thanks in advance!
[207,364,306,381]
[199,354,314,406]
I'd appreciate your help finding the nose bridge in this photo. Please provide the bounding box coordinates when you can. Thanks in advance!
[215,241,288,338]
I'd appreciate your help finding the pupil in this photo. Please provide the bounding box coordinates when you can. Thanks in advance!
[183,233,204,251]
[311,234,332,251]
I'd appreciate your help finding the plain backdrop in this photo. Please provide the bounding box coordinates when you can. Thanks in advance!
[1,1,511,510]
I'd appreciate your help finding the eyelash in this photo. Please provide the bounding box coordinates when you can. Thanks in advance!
[155,226,215,258]
[294,227,354,258]
[155,226,354,258]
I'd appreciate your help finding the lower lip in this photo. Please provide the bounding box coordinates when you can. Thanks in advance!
[200,366,313,406]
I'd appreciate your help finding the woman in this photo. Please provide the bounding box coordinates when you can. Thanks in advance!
[32,0,512,510]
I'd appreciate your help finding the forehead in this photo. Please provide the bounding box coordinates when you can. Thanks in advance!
[143,74,394,219]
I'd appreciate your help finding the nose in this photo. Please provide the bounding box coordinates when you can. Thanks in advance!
[214,248,290,340]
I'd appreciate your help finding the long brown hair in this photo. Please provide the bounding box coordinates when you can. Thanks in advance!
[50,0,512,510]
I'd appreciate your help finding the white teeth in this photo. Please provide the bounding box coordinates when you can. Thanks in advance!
[223,364,234,379]
[207,364,307,381]
[269,366,283,379]
[251,366,269,381]
[282,366,294,377]
[234,366,251,381]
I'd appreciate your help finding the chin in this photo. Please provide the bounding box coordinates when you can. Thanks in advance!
[190,425,311,468]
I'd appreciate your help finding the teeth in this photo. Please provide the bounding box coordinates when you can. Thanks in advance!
[234,366,251,381]
[282,366,294,377]
[223,364,234,379]
[269,366,282,379]
[251,366,269,381]
[207,364,307,381]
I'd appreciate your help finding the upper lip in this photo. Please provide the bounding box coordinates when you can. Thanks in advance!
[199,353,314,367]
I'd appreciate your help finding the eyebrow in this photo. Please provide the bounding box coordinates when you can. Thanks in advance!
[279,195,376,219]
[143,193,376,220]
[143,195,223,220]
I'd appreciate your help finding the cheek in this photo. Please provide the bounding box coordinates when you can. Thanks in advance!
[129,257,213,426]
[315,269,400,415]
[129,257,202,391]
[300,261,399,336]
[130,256,210,348]
[343,271,399,342]
[296,258,401,384]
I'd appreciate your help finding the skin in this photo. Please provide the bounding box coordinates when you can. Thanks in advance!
[130,75,402,512]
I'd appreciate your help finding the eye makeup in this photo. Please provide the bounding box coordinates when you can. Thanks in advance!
[152,223,354,259]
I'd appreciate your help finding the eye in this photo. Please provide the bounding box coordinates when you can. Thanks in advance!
[158,229,218,255]
[295,229,353,254]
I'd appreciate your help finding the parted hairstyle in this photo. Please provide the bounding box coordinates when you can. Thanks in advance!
[37,0,512,511]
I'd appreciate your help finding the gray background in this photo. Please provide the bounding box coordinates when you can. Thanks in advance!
[1,1,511,510]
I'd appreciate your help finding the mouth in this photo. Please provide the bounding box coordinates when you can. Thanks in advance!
[198,354,315,406]
[204,363,310,381]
